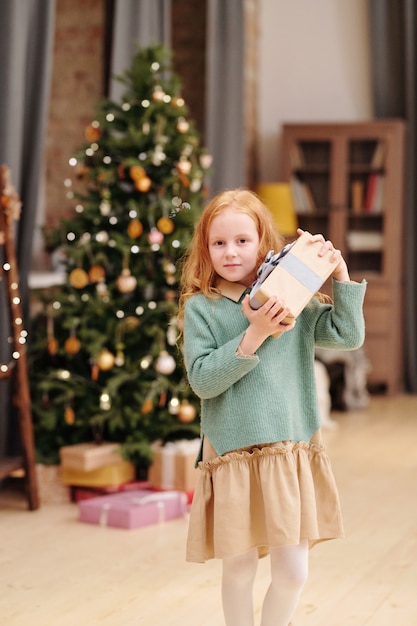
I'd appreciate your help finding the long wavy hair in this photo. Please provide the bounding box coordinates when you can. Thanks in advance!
[178,189,285,326]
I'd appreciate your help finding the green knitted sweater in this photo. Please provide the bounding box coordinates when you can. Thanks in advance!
[183,279,366,456]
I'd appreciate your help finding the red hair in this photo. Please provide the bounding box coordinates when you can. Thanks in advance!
[178,189,285,323]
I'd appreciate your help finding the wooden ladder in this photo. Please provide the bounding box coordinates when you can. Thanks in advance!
[0,164,39,510]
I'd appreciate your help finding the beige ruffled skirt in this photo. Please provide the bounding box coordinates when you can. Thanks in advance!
[186,431,343,563]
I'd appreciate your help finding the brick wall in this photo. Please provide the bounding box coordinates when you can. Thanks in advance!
[44,0,105,231]
[171,0,207,136]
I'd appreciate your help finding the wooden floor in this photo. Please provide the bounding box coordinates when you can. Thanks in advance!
[1,394,417,626]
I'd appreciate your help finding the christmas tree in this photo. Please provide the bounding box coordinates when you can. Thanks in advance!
[29,44,211,471]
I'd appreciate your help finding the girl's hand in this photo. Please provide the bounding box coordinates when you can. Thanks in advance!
[297,228,350,282]
[239,294,296,355]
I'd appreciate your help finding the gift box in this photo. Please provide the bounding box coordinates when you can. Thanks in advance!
[71,480,151,502]
[78,489,188,529]
[148,439,200,492]
[59,442,122,472]
[35,463,71,505]
[151,487,195,506]
[250,231,335,320]
[61,460,135,487]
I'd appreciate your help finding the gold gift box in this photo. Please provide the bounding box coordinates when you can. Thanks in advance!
[61,461,135,487]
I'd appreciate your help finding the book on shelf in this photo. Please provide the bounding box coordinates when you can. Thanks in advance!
[371,141,386,168]
[364,173,384,214]
[289,176,316,214]
[351,180,364,214]
[303,183,317,211]
[290,143,304,168]
[371,175,385,213]
[347,231,384,252]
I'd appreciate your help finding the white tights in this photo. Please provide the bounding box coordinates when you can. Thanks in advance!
[221,541,309,626]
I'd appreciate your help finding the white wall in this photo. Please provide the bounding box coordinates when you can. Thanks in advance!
[257,0,373,182]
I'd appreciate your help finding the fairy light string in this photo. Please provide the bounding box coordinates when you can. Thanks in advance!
[0,164,28,379]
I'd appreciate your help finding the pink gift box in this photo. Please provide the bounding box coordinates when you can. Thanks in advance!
[78,489,187,529]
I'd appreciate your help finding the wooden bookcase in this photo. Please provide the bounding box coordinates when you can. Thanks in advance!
[281,120,406,395]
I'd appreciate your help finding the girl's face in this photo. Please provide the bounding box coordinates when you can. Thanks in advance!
[208,207,260,286]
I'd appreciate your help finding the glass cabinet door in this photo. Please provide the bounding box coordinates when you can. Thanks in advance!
[346,138,386,274]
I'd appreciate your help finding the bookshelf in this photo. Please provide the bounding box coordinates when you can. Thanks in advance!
[281,120,406,394]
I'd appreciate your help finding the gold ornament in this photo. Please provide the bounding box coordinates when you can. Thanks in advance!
[171,96,185,108]
[177,118,189,133]
[116,268,137,293]
[69,268,89,289]
[177,158,192,175]
[64,405,76,425]
[152,86,165,101]
[47,337,59,355]
[199,153,213,169]
[129,165,146,181]
[159,389,167,407]
[89,264,106,283]
[96,348,115,371]
[127,219,144,238]
[64,336,81,355]
[99,199,111,216]
[85,123,101,142]
[135,176,152,192]
[123,316,140,331]
[91,361,99,381]
[156,216,174,234]
[165,289,177,302]
[178,400,197,423]
[141,398,153,414]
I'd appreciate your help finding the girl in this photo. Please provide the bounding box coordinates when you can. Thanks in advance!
[178,189,366,626]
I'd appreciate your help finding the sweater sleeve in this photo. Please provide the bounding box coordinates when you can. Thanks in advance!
[311,279,367,350]
[183,297,259,400]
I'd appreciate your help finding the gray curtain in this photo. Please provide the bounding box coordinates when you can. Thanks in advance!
[205,0,245,195]
[109,0,245,196]
[109,0,172,101]
[0,0,55,458]
[368,0,417,392]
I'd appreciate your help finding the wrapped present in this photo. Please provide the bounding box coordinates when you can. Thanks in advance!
[148,439,200,492]
[249,231,335,321]
[61,460,135,487]
[59,442,122,472]
[78,489,187,529]
[35,464,71,505]
[71,480,151,502]
[151,487,195,506]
